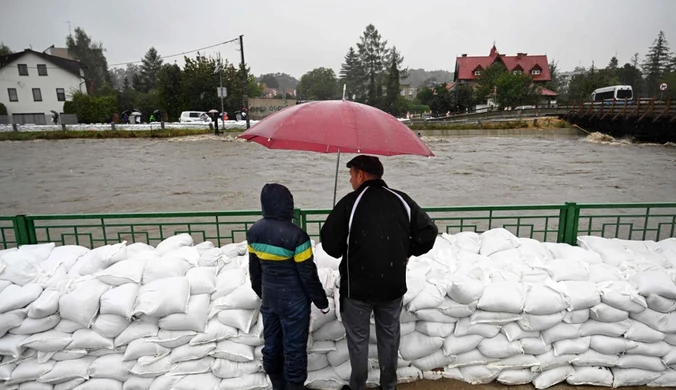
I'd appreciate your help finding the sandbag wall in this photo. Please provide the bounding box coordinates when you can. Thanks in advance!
[1,229,676,390]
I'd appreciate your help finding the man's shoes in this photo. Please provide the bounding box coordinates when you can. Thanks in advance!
[341,386,352,390]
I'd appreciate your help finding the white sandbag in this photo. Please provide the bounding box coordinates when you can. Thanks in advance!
[123,339,170,361]
[91,315,130,339]
[218,373,269,390]
[197,248,224,270]
[71,378,122,390]
[572,350,620,367]
[147,374,183,390]
[524,282,568,315]
[210,359,262,379]
[0,279,11,293]
[446,275,484,304]
[308,341,336,354]
[648,369,676,387]
[631,271,676,299]
[38,264,68,290]
[479,228,520,257]
[408,282,445,312]
[599,281,648,313]
[142,258,193,286]
[439,298,476,318]
[396,366,423,384]
[307,353,329,372]
[53,319,83,333]
[88,354,134,382]
[414,309,457,324]
[497,369,536,385]
[411,349,455,371]
[447,350,496,368]
[49,350,88,362]
[311,320,345,342]
[304,366,343,390]
[557,281,600,310]
[458,365,500,385]
[67,329,114,350]
[155,234,193,256]
[517,311,565,331]
[211,269,247,300]
[590,303,629,322]
[185,267,217,295]
[1,310,27,337]
[310,301,336,332]
[469,310,521,325]
[316,268,336,298]
[588,263,623,283]
[535,350,575,371]
[56,379,85,390]
[129,355,174,378]
[114,322,159,347]
[122,376,153,390]
[567,366,613,386]
[209,285,261,316]
[415,322,455,338]
[148,330,196,349]
[542,323,581,344]
[538,259,589,282]
[0,284,43,313]
[445,231,481,253]
[553,336,591,356]
[590,335,639,354]
[0,358,16,381]
[612,367,662,387]
[399,332,443,361]
[625,341,671,357]
[100,284,138,319]
[0,334,29,359]
[477,281,525,314]
[59,279,110,327]
[534,365,575,389]
[94,259,146,286]
[563,309,590,324]
[172,373,221,390]
[170,357,214,376]
[580,319,631,337]
[27,289,60,319]
[647,294,676,313]
[159,294,209,333]
[625,319,666,342]
[327,339,349,367]
[41,245,89,274]
[9,314,60,335]
[37,357,96,384]
[478,334,524,359]
[189,318,238,345]
[7,359,55,384]
[662,349,676,365]
[20,331,72,352]
[501,322,539,342]
[76,243,127,276]
[630,307,676,333]
[0,250,42,286]
[230,316,263,347]
[453,317,500,338]
[133,277,190,318]
[169,343,216,363]
[211,340,253,362]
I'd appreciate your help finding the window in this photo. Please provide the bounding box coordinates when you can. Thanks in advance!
[18,64,28,76]
[37,64,48,76]
[12,113,47,125]
[32,88,42,102]
[7,88,18,102]
[474,70,482,76]
[617,89,632,99]
[513,70,522,75]
[532,69,541,75]
[56,88,66,102]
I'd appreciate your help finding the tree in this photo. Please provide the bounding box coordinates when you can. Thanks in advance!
[0,43,11,56]
[109,63,140,91]
[643,31,671,96]
[447,84,476,113]
[340,46,365,100]
[384,47,402,115]
[475,62,506,102]
[608,56,619,71]
[618,63,644,97]
[66,27,111,95]
[495,72,537,108]
[545,60,564,93]
[0,102,7,116]
[416,87,434,106]
[134,47,163,93]
[157,63,183,120]
[357,24,388,106]
[258,74,279,89]
[297,67,339,100]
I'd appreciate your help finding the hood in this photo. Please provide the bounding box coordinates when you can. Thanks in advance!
[260,183,294,220]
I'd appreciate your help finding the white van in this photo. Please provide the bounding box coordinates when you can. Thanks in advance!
[179,111,212,123]
[589,86,633,102]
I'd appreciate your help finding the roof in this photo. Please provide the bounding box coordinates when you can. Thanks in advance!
[538,87,558,97]
[455,45,551,82]
[0,49,85,78]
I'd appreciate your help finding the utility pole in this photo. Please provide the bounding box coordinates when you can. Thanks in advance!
[239,35,250,129]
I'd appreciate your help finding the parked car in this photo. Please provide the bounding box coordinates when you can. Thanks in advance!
[179,111,212,123]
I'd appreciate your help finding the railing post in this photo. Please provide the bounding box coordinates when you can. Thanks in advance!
[293,208,302,228]
[13,215,36,246]
[560,202,579,245]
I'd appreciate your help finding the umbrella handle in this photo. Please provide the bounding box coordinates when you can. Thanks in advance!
[333,148,341,207]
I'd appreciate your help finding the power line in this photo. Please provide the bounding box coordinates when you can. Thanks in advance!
[108,37,240,67]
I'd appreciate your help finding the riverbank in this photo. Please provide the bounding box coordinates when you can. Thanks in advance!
[0,128,220,140]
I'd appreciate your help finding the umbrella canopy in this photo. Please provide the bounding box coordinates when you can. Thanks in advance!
[237,100,433,157]
[208,109,219,114]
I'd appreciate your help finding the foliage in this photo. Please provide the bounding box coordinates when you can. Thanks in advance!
[642,31,671,96]
[0,43,11,56]
[258,74,279,89]
[415,87,434,106]
[66,27,111,95]
[384,48,402,115]
[340,46,365,101]
[109,64,140,91]
[70,92,117,123]
[447,84,476,113]
[356,24,389,106]
[545,60,564,93]
[157,64,183,121]
[475,62,506,102]
[495,72,538,108]
[297,67,340,100]
[0,102,7,116]
[134,47,163,93]
[62,101,76,114]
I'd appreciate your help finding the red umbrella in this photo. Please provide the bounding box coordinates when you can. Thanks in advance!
[237,99,434,204]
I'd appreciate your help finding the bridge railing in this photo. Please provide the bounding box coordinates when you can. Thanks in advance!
[1,202,674,249]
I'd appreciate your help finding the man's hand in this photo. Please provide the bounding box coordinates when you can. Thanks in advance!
[320,307,330,315]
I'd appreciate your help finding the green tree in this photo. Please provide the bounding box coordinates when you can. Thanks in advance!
[545,60,564,93]
[618,63,644,96]
[340,46,365,100]
[495,72,537,108]
[415,87,434,106]
[66,27,111,95]
[109,63,140,91]
[447,84,476,113]
[0,43,11,56]
[157,63,184,120]
[0,102,7,115]
[608,56,619,71]
[642,31,671,96]
[384,47,402,114]
[181,54,221,111]
[258,74,279,89]
[70,91,117,123]
[297,67,339,100]
[357,24,388,106]
[475,62,506,102]
[134,47,163,93]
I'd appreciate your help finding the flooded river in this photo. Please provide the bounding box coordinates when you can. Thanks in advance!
[0,134,674,215]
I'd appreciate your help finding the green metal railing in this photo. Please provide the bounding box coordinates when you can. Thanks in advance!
[1,202,674,249]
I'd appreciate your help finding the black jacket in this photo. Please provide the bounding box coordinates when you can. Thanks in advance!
[247,184,329,310]
[320,179,438,302]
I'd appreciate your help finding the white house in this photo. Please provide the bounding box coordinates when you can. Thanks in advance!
[0,49,86,124]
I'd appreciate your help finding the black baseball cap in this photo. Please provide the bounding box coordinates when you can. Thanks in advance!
[346,155,384,177]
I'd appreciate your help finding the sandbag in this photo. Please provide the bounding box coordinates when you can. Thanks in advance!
[479,228,520,257]
[218,373,269,390]
[0,250,42,286]
[630,307,676,333]
[210,359,262,379]
[1,309,27,338]
[169,343,216,363]
[446,275,484,305]
[411,349,455,371]
[71,378,122,390]
[612,367,662,387]
[631,271,676,299]
[624,341,671,357]
[133,277,190,318]
[185,267,217,295]
[399,332,443,361]
[129,355,174,378]
[158,294,210,332]
[617,355,666,371]
[572,350,620,367]
[590,335,638,354]
[0,334,30,359]
[27,289,60,319]
[447,350,496,369]
[9,314,60,335]
[211,340,254,362]
[189,318,238,345]
[100,284,139,319]
[20,331,72,352]
[517,311,565,331]
[7,359,55,385]
[477,334,524,359]
[535,350,575,371]
[497,369,536,385]
[599,281,648,313]
[439,298,476,318]
[212,269,247,300]
[501,322,539,342]
[67,329,114,350]
[458,365,500,385]
[94,259,145,286]
[579,319,631,337]
[477,281,525,314]
[415,322,455,338]
[524,282,567,315]
[469,310,521,325]
[148,330,196,349]
[590,303,629,322]
[88,354,135,382]
[0,284,43,314]
[542,323,582,344]
[170,357,214,376]
[123,338,170,361]
[563,309,590,324]
[122,376,154,390]
[647,294,676,313]
[114,322,159,347]
[558,281,600,310]
[155,234,193,256]
[142,257,193,285]
[625,319,666,342]
[59,279,110,327]
[172,373,221,390]
[37,357,96,384]
[566,366,613,386]
[537,259,589,282]
[75,243,127,276]
[453,317,500,338]
[91,315,130,339]
[553,336,591,356]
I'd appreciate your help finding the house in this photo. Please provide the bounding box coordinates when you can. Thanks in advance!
[453,45,558,107]
[260,83,296,99]
[399,84,417,100]
[0,48,86,124]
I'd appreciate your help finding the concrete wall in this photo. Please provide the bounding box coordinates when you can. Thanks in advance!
[248,98,295,120]
[0,52,85,123]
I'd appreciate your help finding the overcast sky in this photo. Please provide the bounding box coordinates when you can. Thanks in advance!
[1,0,675,78]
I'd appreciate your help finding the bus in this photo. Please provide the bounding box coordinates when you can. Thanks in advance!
[589,85,633,103]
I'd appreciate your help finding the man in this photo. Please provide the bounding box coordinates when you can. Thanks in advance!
[321,155,438,390]
[248,183,330,390]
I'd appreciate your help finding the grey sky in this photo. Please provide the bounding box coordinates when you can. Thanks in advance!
[1,0,674,78]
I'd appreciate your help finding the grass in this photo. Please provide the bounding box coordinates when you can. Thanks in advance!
[408,118,571,131]
[0,128,215,141]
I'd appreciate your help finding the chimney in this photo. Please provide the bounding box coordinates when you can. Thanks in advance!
[517,53,527,58]
[461,54,467,57]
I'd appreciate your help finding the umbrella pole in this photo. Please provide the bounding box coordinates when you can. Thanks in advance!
[333,148,341,206]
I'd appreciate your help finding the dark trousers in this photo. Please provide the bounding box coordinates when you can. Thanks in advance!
[342,297,403,390]
[261,294,311,390]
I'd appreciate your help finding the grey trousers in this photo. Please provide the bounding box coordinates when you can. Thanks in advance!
[342,296,403,390]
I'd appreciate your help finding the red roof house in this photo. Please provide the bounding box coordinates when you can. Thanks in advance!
[454,45,552,83]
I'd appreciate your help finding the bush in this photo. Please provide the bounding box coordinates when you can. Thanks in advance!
[71,92,117,123]
[0,102,7,116]
[62,101,76,114]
